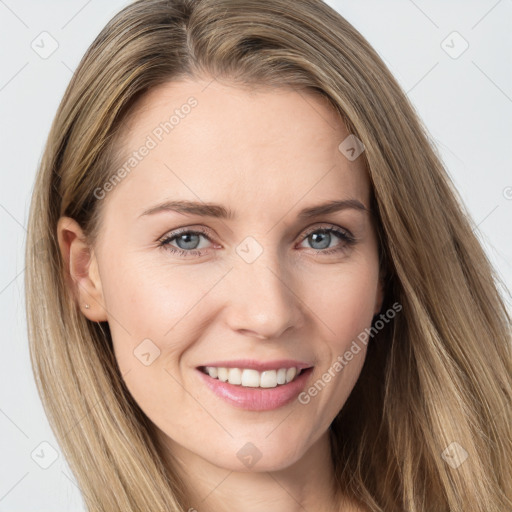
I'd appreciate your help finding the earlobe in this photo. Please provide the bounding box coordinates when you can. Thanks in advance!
[56,216,108,322]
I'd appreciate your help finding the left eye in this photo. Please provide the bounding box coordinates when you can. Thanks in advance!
[158,230,212,255]
[299,227,354,252]
[157,225,355,257]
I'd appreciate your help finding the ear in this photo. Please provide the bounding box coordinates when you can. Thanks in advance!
[57,216,108,322]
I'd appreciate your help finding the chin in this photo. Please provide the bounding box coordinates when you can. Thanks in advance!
[204,431,316,473]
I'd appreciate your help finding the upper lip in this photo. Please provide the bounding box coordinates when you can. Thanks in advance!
[198,359,314,372]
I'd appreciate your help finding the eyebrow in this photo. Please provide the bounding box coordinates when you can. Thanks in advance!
[138,198,369,220]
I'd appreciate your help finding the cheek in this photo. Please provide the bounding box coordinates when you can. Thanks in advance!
[102,254,218,343]
[310,258,380,344]
[296,259,379,420]
[99,258,180,378]
[101,257,209,430]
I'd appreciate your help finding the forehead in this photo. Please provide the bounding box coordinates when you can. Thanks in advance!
[104,78,370,221]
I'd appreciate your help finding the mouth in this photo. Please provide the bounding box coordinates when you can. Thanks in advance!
[196,360,314,411]
[198,365,309,388]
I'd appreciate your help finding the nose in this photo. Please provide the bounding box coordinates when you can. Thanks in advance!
[223,249,305,340]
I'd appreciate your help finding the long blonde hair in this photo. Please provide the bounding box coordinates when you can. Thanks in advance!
[25,0,512,510]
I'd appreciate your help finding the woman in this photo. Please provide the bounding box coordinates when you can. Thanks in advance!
[25,0,512,510]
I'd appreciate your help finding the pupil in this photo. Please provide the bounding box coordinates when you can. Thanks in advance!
[177,233,199,250]
[311,231,330,250]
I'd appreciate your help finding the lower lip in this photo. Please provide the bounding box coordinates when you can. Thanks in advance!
[197,368,313,411]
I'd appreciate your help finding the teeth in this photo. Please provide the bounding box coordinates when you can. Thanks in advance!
[217,367,228,382]
[228,368,242,385]
[286,367,297,382]
[204,366,303,388]
[260,370,277,388]
[241,369,260,387]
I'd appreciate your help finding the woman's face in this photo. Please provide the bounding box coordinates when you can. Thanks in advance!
[73,78,383,472]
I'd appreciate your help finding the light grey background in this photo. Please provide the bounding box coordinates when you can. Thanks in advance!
[1,1,511,510]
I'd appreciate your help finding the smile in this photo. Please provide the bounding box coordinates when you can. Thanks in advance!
[196,360,314,411]
[200,366,305,388]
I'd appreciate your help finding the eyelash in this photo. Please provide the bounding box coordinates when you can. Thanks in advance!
[157,224,356,258]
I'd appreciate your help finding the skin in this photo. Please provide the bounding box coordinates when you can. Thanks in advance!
[58,77,382,512]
